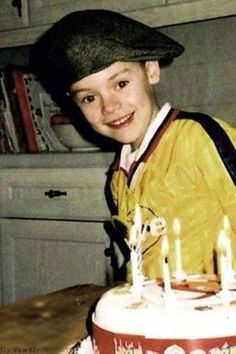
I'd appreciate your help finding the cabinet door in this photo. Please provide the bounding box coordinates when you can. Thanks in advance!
[0,219,110,304]
[29,0,158,27]
[0,0,29,31]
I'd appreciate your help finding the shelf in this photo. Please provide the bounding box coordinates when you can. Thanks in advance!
[0,151,115,168]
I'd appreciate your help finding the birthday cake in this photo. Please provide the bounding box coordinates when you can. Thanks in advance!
[61,208,235,353]
[88,209,236,354]
[91,275,236,354]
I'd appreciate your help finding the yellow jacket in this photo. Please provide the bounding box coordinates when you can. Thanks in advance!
[108,108,236,280]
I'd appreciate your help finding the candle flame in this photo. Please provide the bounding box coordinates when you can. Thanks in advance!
[173,217,181,237]
[217,229,227,254]
[223,215,230,233]
[161,235,169,257]
[129,204,143,247]
[129,224,138,247]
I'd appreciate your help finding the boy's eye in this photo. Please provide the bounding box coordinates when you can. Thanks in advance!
[117,80,129,89]
[81,95,95,104]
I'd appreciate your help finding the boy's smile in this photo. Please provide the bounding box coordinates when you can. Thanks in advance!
[107,112,134,129]
[70,61,160,150]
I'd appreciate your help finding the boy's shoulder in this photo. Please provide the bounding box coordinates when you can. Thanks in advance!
[176,110,236,143]
[176,110,236,184]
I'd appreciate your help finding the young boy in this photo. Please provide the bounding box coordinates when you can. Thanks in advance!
[30,9,236,280]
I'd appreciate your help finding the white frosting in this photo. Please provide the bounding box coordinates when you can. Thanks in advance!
[93,277,236,339]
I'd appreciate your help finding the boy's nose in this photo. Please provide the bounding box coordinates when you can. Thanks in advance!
[102,94,121,113]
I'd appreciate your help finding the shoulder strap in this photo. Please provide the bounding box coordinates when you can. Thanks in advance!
[176,111,236,185]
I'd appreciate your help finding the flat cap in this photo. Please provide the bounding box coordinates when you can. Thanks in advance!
[30,9,184,94]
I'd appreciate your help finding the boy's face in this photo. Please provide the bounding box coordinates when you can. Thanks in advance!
[70,61,160,150]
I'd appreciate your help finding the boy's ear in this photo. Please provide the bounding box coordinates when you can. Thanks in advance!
[145,60,160,84]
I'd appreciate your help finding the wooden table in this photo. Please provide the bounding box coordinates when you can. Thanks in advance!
[0,284,108,354]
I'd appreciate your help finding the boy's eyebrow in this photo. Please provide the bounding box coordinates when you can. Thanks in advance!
[71,87,88,95]
[71,67,131,94]
[108,67,131,81]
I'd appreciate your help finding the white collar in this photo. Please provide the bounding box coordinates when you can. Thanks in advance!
[120,103,171,171]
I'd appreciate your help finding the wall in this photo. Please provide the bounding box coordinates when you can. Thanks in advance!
[0,15,235,127]
[157,15,236,127]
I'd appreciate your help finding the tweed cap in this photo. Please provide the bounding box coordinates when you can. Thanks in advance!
[30,9,184,94]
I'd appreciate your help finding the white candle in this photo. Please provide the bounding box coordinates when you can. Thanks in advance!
[161,235,172,295]
[217,229,231,305]
[223,215,234,281]
[130,245,142,299]
[173,218,185,280]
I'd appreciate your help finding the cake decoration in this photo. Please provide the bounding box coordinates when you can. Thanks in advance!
[127,204,145,301]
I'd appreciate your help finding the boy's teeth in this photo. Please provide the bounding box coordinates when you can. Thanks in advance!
[110,114,131,126]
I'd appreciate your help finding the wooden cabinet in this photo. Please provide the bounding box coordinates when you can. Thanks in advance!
[0,161,113,304]
[1,0,236,48]
[29,0,158,27]
[0,0,29,31]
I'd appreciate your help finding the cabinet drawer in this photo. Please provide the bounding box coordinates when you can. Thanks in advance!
[0,168,110,220]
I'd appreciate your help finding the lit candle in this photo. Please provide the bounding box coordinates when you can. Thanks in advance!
[161,235,172,297]
[217,229,231,305]
[133,204,142,235]
[173,218,186,280]
[223,215,234,282]
[129,205,144,301]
